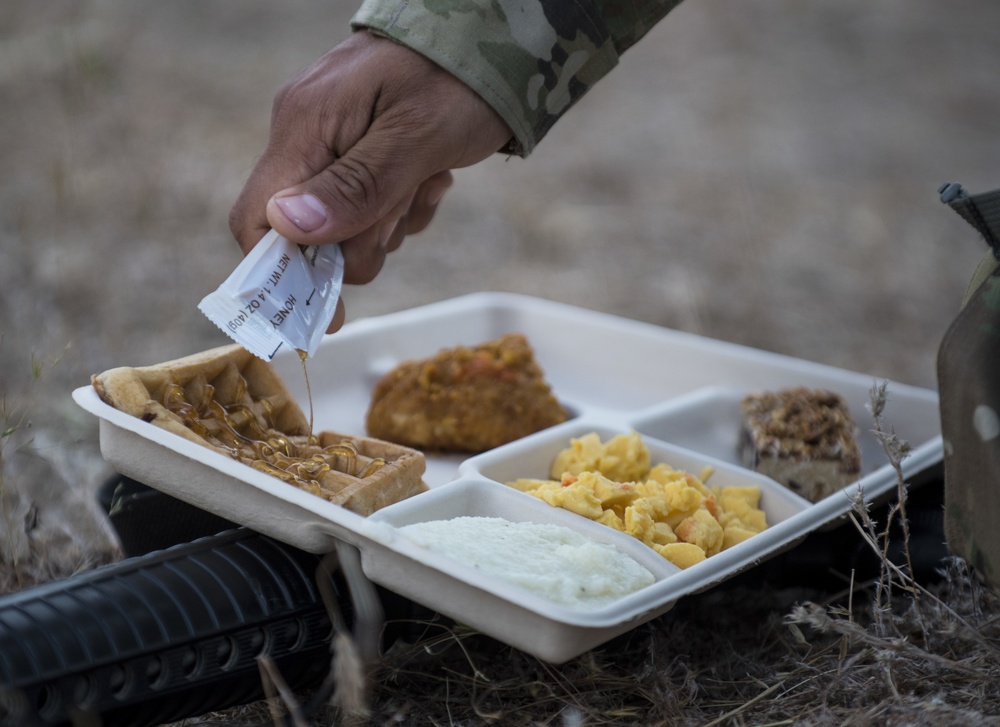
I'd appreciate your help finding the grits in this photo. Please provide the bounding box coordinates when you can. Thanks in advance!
[400,516,655,610]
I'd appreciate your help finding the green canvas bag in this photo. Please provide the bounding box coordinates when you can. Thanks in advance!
[938,182,1000,591]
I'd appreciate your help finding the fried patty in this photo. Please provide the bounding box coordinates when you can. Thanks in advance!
[365,333,567,453]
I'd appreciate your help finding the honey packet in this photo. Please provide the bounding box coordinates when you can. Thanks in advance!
[199,229,344,361]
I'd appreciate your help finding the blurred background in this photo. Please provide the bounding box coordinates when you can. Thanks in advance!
[2,0,999,566]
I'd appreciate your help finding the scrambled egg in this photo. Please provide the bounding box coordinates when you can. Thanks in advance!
[508,432,769,569]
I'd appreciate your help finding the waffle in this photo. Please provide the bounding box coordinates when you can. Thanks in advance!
[92,344,427,515]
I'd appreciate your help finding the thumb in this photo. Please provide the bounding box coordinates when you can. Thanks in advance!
[265,131,434,247]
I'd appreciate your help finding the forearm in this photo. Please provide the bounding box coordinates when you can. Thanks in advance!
[351,0,683,156]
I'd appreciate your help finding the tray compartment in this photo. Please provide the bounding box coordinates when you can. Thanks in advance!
[269,306,582,488]
[369,476,677,582]
[461,421,812,589]
[76,393,378,554]
[270,296,669,422]
[466,421,812,526]
[629,384,940,502]
[361,478,680,663]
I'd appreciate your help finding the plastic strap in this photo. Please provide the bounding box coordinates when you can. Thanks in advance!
[939,181,1000,260]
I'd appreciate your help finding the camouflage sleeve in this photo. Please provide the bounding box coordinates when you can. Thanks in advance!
[350,0,683,156]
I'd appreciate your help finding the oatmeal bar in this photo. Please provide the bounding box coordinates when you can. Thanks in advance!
[740,387,861,502]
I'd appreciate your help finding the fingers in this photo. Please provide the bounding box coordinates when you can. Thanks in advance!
[325,298,347,334]
[265,119,437,247]
[228,30,514,322]
[407,171,453,236]
[229,38,376,254]
[378,190,415,254]
[335,190,414,285]
[269,167,451,285]
[236,31,508,253]
[230,153,293,255]
[229,105,337,255]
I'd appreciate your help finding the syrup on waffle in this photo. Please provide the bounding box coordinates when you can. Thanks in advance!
[92,344,426,515]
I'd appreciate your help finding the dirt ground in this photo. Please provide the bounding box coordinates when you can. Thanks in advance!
[2,0,1000,718]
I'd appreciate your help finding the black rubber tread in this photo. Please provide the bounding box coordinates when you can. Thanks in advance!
[0,528,335,727]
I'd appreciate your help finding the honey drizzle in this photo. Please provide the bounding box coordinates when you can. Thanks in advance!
[298,349,314,440]
[160,364,383,497]
[360,458,386,478]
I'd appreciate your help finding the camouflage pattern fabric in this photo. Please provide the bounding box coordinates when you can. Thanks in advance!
[938,184,1000,593]
[351,0,684,156]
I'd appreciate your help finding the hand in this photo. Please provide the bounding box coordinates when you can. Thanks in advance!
[229,30,514,332]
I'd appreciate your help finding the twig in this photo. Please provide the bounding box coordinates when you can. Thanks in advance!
[868,381,919,605]
[700,680,786,727]
[257,655,308,727]
[787,602,984,676]
[0,345,67,592]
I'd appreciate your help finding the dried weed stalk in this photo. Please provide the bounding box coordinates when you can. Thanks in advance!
[0,345,64,592]
[781,381,1000,725]
[214,543,383,727]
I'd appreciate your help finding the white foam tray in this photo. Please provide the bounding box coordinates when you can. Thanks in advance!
[73,292,942,663]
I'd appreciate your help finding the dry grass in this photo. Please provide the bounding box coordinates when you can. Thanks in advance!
[170,561,1000,726]
[4,0,1000,724]
[163,385,1000,726]
[0,347,119,595]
